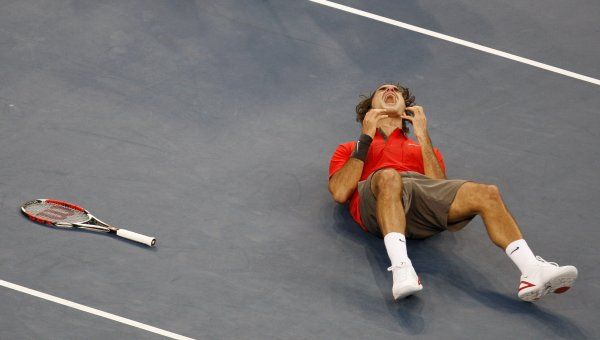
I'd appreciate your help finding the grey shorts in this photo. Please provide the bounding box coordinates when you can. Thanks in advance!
[357,170,475,239]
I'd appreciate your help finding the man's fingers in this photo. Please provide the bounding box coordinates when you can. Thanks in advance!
[405,106,423,114]
[370,109,392,115]
[370,108,397,114]
[376,115,389,120]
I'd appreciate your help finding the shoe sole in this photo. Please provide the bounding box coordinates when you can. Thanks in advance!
[393,285,423,301]
[519,272,577,302]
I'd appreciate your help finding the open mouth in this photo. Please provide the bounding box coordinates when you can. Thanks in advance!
[383,93,396,104]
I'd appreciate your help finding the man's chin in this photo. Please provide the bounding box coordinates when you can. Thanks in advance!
[381,103,401,113]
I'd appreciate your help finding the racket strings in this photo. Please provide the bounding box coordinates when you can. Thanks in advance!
[23,202,89,224]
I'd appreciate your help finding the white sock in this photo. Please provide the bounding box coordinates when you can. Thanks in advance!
[384,232,411,267]
[505,239,538,274]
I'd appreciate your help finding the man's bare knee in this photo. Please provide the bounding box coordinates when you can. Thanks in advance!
[483,184,502,203]
[372,169,402,199]
[455,183,499,214]
[473,184,502,212]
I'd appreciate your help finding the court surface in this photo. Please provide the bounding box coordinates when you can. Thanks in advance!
[1,0,599,339]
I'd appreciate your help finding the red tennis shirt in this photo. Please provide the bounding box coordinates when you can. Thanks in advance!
[328,128,446,231]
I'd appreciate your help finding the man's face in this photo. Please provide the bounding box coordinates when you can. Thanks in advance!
[371,84,405,116]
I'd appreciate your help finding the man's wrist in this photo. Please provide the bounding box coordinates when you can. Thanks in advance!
[351,134,373,162]
[415,130,429,142]
[361,129,376,139]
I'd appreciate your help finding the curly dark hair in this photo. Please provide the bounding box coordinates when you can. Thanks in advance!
[355,83,416,134]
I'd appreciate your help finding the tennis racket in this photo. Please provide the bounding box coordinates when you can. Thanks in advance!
[21,199,156,246]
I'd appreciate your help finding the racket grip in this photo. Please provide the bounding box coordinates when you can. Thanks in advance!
[116,229,156,246]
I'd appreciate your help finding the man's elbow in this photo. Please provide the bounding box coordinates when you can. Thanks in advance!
[331,192,349,204]
[328,185,350,204]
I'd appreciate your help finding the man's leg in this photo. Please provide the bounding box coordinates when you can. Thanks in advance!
[371,168,406,236]
[447,182,578,301]
[446,182,521,249]
[370,168,422,300]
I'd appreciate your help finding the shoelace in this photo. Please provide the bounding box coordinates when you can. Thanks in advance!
[387,262,410,271]
[536,256,558,266]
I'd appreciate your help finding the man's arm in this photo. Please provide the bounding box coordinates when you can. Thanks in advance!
[328,158,364,203]
[328,108,392,203]
[404,106,446,180]
[416,132,446,180]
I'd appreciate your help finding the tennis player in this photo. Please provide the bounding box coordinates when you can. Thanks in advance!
[328,83,578,301]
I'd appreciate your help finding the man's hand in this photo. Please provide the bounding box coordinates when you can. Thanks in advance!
[362,109,392,138]
[402,106,427,138]
[402,106,445,179]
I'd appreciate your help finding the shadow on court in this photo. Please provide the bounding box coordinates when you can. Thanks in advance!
[330,205,587,338]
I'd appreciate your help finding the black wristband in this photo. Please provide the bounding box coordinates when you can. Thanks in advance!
[351,134,373,162]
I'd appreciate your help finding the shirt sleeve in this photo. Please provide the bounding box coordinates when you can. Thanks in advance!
[433,147,446,175]
[329,142,355,179]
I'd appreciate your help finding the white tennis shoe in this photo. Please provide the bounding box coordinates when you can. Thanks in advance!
[388,262,423,300]
[517,256,578,302]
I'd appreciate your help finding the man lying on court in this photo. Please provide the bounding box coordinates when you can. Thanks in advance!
[327,83,578,302]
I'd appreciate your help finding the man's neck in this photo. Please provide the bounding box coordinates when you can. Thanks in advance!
[377,117,403,137]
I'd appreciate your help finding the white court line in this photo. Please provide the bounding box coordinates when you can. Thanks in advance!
[309,0,600,86]
[0,279,196,340]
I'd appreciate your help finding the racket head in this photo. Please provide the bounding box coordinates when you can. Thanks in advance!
[21,199,91,227]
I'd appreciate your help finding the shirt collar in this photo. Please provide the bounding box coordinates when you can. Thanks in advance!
[376,127,407,140]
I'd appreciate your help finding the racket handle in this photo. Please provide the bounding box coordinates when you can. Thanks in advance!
[116,229,156,246]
